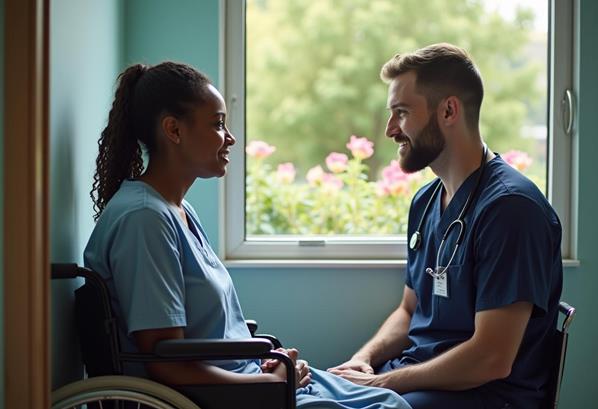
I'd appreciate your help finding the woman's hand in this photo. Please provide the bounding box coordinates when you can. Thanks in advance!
[263,348,312,388]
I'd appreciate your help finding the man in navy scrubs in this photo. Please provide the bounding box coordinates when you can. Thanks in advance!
[329,43,563,409]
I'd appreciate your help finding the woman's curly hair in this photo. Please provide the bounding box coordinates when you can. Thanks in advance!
[91,62,210,221]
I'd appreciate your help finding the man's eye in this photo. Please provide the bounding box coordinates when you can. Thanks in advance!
[216,121,225,129]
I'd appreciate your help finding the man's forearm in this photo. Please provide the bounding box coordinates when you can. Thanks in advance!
[375,302,533,393]
[376,336,509,393]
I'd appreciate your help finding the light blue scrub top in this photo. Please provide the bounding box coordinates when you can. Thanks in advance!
[401,156,563,408]
[84,180,409,409]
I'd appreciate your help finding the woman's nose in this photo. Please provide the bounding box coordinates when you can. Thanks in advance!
[226,128,236,145]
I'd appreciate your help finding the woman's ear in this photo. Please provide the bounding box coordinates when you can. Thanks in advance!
[160,115,181,144]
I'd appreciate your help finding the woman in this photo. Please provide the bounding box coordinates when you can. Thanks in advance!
[84,61,410,409]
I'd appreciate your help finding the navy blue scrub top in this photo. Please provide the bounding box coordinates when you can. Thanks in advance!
[403,155,563,408]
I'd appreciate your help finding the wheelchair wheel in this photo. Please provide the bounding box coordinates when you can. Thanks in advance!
[52,375,201,409]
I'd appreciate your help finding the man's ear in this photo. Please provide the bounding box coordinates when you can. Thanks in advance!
[160,115,181,144]
[441,96,460,125]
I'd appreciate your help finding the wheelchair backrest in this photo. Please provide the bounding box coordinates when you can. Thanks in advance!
[543,301,576,409]
[75,279,122,376]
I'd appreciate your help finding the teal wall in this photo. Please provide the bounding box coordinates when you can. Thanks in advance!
[49,0,123,390]
[558,1,598,407]
[0,0,4,405]
[124,0,221,245]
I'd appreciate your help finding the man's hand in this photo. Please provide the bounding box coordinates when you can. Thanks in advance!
[328,367,383,388]
[327,357,374,374]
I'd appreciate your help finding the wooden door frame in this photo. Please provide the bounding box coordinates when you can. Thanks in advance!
[3,0,50,407]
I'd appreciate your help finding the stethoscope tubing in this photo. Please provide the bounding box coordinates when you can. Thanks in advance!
[412,145,489,277]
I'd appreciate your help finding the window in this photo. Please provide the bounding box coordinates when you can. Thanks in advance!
[221,0,575,263]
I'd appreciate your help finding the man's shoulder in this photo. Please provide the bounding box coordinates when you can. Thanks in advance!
[479,158,560,226]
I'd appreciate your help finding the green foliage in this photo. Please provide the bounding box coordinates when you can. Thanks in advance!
[246,0,545,176]
[246,144,545,236]
[246,154,431,235]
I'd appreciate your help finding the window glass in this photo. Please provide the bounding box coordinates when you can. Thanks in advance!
[243,0,548,238]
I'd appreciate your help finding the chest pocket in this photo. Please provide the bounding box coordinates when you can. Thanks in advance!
[435,261,476,331]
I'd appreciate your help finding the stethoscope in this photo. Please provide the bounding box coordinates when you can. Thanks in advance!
[409,145,488,278]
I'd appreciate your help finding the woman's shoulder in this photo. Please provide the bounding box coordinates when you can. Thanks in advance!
[100,180,178,227]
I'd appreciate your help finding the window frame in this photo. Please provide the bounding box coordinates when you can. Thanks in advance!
[219,0,577,264]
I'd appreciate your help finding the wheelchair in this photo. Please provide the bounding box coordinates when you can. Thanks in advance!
[51,263,296,409]
[543,301,576,409]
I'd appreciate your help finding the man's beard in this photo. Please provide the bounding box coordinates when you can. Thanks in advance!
[398,114,445,173]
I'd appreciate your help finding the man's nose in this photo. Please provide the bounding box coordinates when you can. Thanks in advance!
[385,113,401,138]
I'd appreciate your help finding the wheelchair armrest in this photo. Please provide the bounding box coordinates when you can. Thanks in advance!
[154,338,273,359]
[246,319,258,336]
[255,334,283,349]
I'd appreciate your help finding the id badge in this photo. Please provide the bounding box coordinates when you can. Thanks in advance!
[433,274,449,298]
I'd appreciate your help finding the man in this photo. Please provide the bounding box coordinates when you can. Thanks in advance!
[328,43,563,409]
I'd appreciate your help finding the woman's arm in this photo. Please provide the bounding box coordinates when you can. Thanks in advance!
[134,327,287,385]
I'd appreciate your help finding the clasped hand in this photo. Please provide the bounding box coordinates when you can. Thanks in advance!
[261,348,312,388]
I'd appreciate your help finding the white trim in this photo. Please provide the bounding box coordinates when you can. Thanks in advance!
[222,0,576,263]
[223,259,580,269]
[548,0,576,259]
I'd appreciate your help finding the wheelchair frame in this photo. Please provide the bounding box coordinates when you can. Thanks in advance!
[51,263,296,409]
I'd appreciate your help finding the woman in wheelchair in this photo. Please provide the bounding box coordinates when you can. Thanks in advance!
[83,61,411,408]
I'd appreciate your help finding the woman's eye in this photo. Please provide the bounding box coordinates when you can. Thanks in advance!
[216,121,225,129]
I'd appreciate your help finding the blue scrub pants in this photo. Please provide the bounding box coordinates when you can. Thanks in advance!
[377,359,513,409]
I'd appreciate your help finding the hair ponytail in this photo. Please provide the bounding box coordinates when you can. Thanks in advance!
[91,64,147,221]
[91,61,212,221]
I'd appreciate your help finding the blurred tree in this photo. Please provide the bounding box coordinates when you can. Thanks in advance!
[246,0,543,178]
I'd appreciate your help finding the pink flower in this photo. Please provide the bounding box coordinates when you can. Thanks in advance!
[246,140,276,159]
[502,150,533,172]
[325,152,349,173]
[375,180,390,197]
[306,165,325,186]
[375,179,408,197]
[376,160,412,197]
[322,173,344,192]
[346,135,374,160]
[276,162,296,184]
[381,160,410,184]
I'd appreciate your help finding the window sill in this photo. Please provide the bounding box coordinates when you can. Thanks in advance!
[223,259,580,269]
[223,259,408,269]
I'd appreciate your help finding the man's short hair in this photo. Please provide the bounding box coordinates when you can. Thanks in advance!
[380,43,484,129]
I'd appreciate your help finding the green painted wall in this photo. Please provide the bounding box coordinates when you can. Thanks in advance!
[49,0,123,390]
[123,0,221,245]
[558,1,598,407]
[0,0,4,405]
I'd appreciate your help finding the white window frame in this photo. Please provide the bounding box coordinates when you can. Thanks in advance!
[219,0,578,265]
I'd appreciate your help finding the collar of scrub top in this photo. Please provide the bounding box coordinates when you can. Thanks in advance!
[408,144,489,277]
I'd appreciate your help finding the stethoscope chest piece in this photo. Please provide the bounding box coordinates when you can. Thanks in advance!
[409,231,422,251]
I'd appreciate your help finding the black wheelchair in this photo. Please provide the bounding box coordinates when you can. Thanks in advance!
[51,263,295,409]
[543,301,576,409]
